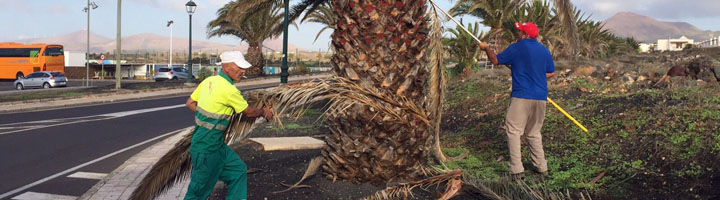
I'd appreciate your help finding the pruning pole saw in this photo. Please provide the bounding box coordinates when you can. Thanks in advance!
[427,0,589,132]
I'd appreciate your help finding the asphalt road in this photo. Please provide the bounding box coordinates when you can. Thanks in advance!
[0,95,194,199]
[0,80,139,91]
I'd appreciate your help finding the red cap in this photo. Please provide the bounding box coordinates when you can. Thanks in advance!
[515,22,538,38]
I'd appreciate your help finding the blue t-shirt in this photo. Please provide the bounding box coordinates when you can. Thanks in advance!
[497,39,555,100]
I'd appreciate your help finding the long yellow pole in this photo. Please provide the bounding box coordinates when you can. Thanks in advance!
[547,97,588,132]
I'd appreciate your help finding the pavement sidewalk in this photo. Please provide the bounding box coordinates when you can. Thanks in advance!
[79,127,193,200]
[0,73,330,113]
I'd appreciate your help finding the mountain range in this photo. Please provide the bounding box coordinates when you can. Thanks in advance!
[602,12,720,43]
[13,30,310,53]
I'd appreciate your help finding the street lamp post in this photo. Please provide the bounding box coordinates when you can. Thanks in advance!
[280,0,289,83]
[167,20,174,68]
[115,0,122,89]
[84,1,98,86]
[185,0,196,84]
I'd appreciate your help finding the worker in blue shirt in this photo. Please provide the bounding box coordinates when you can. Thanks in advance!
[479,22,555,180]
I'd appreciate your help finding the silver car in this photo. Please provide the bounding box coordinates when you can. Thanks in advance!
[153,66,193,81]
[14,71,68,90]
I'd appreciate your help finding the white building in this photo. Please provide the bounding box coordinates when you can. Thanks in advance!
[63,51,86,67]
[695,36,720,48]
[638,43,655,53]
[656,36,694,51]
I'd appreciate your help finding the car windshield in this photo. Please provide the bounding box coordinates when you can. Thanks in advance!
[51,72,65,77]
[158,68,171,72]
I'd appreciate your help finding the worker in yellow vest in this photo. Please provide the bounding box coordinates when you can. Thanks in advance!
[184,51,273,200]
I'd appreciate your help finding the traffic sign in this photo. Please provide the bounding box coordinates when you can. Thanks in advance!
[100,54,106,61]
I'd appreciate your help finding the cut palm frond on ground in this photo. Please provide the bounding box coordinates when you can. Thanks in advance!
[273,156,324,193]
[362,170,463,200]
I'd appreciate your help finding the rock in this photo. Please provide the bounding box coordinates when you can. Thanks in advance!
[623,74,635,85]
[686,56,715,79]
[712,65,720,81]
[697,71,717,82]
[578,86,589,93]
[637,76,647,82]
[572,65,596,77]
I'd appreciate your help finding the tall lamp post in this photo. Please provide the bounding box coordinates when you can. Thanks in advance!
[115,0,122,89]
[185,0,196,84]
[83,1,98,86]
[280,0,289,83]
[167,20,174,68]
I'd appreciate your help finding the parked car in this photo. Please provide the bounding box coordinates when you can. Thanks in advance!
[153,66,194,81]
[14,71,67,90]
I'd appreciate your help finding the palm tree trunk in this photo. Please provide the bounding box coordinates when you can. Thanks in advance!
[246,42,266,76]
[325,0,432,184]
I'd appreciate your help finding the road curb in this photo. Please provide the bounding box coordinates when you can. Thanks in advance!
[79,127,194,200]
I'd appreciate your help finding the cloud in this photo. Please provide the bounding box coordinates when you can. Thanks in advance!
[46,3,72,15]
[574,0,720,20]
[0,0,33,13]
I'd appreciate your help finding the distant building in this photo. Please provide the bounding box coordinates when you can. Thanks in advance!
[638,43,655,53]
[695,36,720,48]
[64,51,86,67]
[656,36,694,51]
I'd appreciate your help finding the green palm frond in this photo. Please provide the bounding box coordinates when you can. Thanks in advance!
[271,0,329,35]
[552,0,580,57]
[207,0,285,44]
[443,20,487,76]
[301,2,336,43]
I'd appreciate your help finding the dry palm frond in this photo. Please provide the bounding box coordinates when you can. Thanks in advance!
[260,77,431,127]
[428,2,449,163]
[553,0,580,57]
[129,132,193,200]
[462,172,582,200]
[273,156,324,193]
[439,178,463,200]
[362,170,463,200]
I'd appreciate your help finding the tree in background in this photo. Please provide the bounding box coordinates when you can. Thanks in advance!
[207,0,286,76]
[443,21,487,77]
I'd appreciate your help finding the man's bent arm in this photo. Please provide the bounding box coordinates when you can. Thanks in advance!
[186,97,197,112]
[546,72,555,79]
[484,48,499,66]
[242,107,265,118]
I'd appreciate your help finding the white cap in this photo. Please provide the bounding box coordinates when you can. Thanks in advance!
[220,51,252,69]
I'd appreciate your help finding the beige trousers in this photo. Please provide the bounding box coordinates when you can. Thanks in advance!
[506,97,548,174]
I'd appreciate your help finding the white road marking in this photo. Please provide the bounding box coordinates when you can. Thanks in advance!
[0,104,185,135]
[0,128,189,200]
[11,192,76,200]
[99,104,185,118]
[66,172,107,180]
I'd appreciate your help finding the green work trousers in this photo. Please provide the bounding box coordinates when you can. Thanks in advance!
[184,145,247,200]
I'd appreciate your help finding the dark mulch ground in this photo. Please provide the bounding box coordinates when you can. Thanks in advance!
[207,104,480,200]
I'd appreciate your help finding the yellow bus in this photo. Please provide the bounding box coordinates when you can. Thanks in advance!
[0,43,65,80]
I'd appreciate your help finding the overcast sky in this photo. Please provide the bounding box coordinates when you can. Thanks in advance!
[0,0,718,51]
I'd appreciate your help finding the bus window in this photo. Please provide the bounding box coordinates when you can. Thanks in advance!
[0,48,42,57]
[43,47,63,56]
